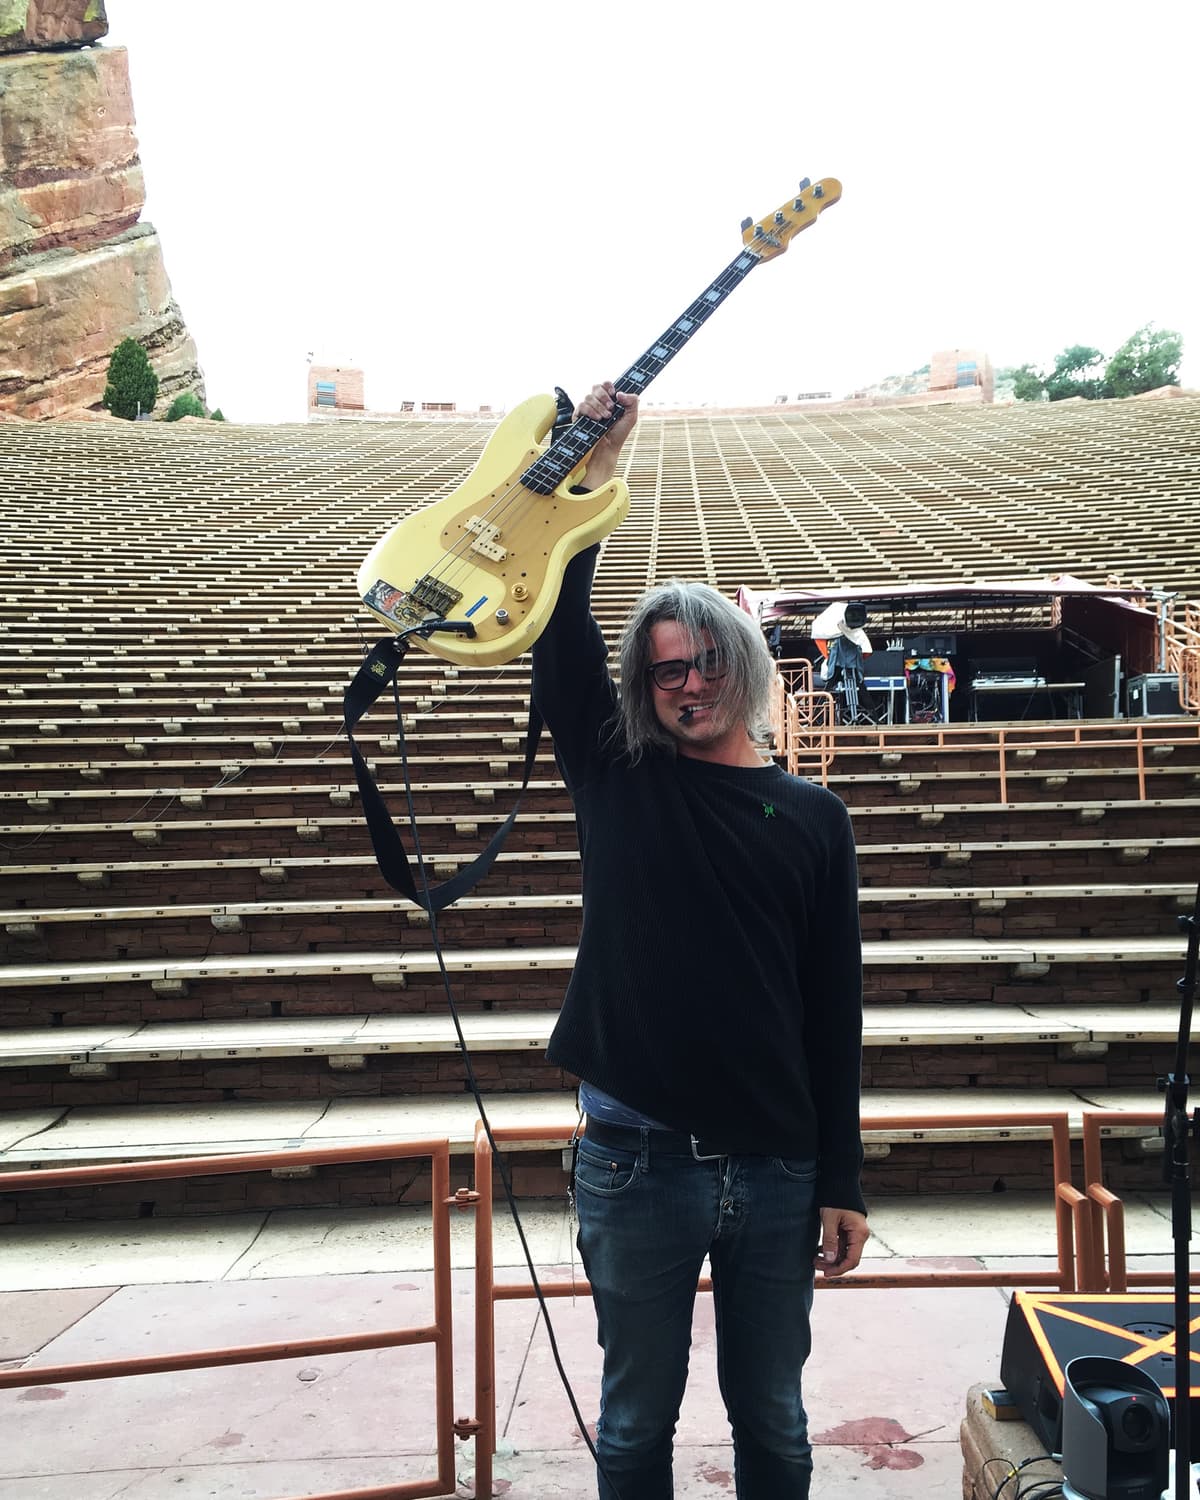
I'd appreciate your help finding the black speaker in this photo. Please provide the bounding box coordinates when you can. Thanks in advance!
[1001,1293,1200,1449]
[1125,672,1181,717]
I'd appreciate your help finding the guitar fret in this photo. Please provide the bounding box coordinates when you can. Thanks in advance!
[614,251,759,393]
[522,246,763,493]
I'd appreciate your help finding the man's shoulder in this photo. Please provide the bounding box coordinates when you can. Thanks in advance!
[773,768,851,821]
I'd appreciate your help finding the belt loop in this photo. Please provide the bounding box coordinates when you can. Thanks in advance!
[639,1126,652,1173]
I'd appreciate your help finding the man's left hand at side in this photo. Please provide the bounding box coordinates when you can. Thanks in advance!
[814,1206,870,1277]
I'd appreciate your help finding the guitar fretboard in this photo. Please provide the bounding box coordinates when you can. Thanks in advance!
[520,246,763,496]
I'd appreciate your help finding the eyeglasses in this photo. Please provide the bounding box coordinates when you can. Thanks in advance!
[646,649,727,691]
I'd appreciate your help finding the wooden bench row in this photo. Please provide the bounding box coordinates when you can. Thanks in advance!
[0,1086,1167,1174]
[0,934,1184,990]
[3,882,1188,931]
[0,1002,1184,1069]
[4,767,1199,825]
[6,793,1199,840]
[5,838,1194,892]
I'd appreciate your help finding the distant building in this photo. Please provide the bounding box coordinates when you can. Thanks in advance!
[929,348,994,403]
[307,364,365,415]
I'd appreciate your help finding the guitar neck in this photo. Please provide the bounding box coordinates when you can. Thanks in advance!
[521,245,763,494]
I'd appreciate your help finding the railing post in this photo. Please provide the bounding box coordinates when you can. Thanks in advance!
[473,1127,497,1499]
[1050,1115,1076,1291]
[997,729,1008,804]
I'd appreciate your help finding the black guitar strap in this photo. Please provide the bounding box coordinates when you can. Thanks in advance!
[343,640,545,914]
[343,388,579,912]
[552,386,576,444]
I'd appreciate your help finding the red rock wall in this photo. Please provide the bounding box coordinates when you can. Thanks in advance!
[0,13,205,419]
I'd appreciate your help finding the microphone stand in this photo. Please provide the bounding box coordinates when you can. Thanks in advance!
[1162,877,1200,1499]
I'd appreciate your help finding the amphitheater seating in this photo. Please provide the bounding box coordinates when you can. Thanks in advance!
[2,399,1200,1218]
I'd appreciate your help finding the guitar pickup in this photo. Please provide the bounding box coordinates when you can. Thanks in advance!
[465,515,508,561]
[411,575,464,615]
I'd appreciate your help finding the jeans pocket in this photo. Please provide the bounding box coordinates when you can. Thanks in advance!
[774,1156,818,1183]
[575,1143,642,1197]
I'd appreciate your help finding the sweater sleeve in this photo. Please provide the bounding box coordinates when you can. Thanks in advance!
[531,544,618,791]
[804,800,867,1216]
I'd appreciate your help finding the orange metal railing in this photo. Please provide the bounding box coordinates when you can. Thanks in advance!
[777,712,1200,802]
[467,1111,1077,1498]
[767,658,835,782]
[4,1111,1183,1493]
[1078,1109,1199,1294]
[0,1141,460,1500]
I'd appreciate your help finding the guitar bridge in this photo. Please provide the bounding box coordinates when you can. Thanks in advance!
[411,575,464,616]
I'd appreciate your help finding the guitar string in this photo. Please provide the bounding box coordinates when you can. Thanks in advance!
[405,250,769,610]
[422,261,754,584]
[408,234,789,606]
[384,195,829,614]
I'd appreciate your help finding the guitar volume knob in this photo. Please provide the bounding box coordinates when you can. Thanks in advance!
[495,608,510,625]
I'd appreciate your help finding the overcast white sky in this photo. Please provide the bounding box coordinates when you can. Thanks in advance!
[105,0,1198,423]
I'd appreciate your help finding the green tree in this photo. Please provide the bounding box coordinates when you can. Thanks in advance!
[102,337,159,420]
[1011,364,1047,402]
[210,408,226,422]
[1046,345,1106,402]
[1012,345,1106,402]
[165,391,206,421]
[1103,324,1183,398]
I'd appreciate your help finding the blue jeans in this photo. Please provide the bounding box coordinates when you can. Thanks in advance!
[574,1122,820,1500]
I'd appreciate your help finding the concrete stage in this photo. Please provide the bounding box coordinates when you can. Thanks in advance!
[0,1191,1182,1498]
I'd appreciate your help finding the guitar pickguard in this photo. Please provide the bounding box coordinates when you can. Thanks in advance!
[357,396,629,664]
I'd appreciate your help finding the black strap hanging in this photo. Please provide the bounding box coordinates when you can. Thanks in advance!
[552,386,576,443]
[343,637,544,914]
[343,387,574,913]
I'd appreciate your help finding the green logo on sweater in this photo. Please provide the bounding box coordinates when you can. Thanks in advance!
[762,802,776,818]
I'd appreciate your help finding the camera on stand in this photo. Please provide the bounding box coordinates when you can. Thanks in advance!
[1061,1355,1171,1500]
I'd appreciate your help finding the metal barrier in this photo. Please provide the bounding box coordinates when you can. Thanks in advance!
[467,1110,1077,1499]
[0,1141,460,1500]
[6,1111,1182,1493]
[1079,1108,1199,1293]
[768,659,835,784]
[778,715,1200,802]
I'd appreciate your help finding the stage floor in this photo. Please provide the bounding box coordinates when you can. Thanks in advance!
[0,1192,1184,1499]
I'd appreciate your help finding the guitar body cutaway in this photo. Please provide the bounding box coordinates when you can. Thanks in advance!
[357,393,630,665]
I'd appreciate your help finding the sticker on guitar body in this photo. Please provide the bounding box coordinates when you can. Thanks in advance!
[362,579,411,625]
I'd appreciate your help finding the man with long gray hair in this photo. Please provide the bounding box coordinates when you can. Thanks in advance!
[533,381,868,1500]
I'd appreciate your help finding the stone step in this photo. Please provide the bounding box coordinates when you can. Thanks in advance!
[0,935,1184,990]
[0,1002,1185,1069]
[0,1087,1166,1174]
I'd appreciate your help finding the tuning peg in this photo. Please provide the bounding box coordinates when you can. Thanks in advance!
[774,210,785,224]
[813,183,825,198]
[798,177,811,192]
[792,198,807,212]
[753,225,766,239]
[740,216,754,231]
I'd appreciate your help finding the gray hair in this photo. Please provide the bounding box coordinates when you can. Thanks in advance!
[615,580,775,762]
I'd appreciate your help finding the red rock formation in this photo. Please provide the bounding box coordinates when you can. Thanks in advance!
[0,1,205,420]
[0,0,109,53]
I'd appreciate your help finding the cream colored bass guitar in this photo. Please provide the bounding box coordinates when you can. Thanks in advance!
[357,178,841,665]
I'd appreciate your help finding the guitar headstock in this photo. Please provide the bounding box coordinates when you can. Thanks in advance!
[740,177,842,261]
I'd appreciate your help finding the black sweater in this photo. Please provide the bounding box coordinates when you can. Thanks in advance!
[532,547,866,1215]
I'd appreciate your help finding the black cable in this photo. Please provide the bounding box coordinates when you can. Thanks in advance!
[1014,1482,1063,1500]
[388,673,626,1499]
[984,1451,1061,1500]
[976,1454,1019,1499]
